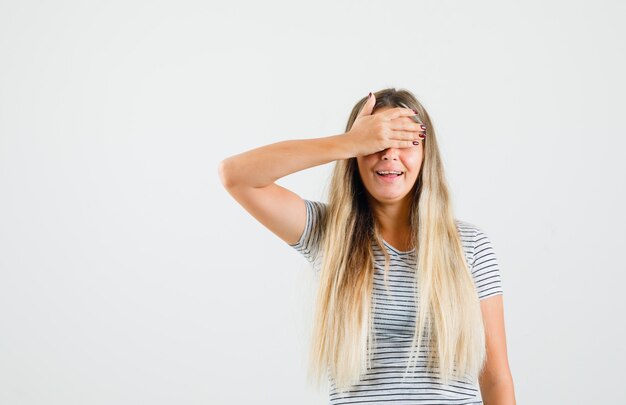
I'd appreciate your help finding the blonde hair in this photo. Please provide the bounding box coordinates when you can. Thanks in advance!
[307,88,486,393]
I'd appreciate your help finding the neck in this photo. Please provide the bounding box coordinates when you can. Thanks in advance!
[368,194,414,246]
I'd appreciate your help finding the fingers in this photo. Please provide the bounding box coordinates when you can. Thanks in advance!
[391,140,421,149]
[390,121,427,140]
[384,106,419,121]
[389,129,425,144]
[390,119,425,132]
[394,132,425,143]
[357,91,376,117]
[390,129,426,145]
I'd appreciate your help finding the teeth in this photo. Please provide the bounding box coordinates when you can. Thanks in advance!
[377,171,403,175]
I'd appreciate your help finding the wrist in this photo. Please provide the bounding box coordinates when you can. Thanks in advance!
[327,133,358,160]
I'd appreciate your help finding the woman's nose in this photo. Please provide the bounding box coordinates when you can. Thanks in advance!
[381,148,400,159]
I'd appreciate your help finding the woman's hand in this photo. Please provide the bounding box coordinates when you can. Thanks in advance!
[344,93,425,157]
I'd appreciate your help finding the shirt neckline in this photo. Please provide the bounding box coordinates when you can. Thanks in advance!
[382,238,415,255]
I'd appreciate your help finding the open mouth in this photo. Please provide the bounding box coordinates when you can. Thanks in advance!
[376,171,404,177]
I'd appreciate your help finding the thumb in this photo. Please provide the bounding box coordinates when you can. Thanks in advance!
[358,92,375,117]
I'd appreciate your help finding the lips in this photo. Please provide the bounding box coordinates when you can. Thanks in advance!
[375,171,404,184]
[375,170,404,176]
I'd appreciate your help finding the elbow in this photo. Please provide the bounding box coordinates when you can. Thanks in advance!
[480,376,516,405]
[217,158,236,189]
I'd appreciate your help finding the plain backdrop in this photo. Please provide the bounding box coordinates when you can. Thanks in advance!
[1,0,625,404]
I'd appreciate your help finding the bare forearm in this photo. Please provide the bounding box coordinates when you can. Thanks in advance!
[219,133,354,188]
[480,377,516,405]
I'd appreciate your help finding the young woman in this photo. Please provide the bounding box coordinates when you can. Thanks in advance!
[218,88,516,404]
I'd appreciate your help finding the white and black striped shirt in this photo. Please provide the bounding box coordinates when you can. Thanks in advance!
[289,199,504,405]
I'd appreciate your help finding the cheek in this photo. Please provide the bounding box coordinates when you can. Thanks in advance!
[357,157,376,172]
[356,160,370,182]
[403,151,423,169]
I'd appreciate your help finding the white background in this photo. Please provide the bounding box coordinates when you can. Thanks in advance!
[1,0,625,404]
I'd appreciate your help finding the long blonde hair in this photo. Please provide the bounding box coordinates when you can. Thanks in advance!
[307,88,486,393]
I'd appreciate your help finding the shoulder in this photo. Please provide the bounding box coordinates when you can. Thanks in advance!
[454,218,493,267]
[455,218,505,299]
[289,199,329,267]
[302,199,328,225]
[454,218,482,250]
[305,199,328,212]
[455,218,481,235]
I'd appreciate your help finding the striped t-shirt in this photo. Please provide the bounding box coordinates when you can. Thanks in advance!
[289,199,504,405]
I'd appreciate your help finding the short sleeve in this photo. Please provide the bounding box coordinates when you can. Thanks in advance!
[288,199,327,265]
[471,226,504,300]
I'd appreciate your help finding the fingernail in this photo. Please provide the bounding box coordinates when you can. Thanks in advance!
[368,92,372,99]
[413,141,419,145]
[420,125,426,130]
[412,109,418,114]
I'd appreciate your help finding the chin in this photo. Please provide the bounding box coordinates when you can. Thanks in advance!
[369,191,409,203]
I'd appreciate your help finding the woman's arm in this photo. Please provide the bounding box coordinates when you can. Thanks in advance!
[218,134,357,246]
[217,103,421,245]
[218,134,354,189]
[478,295,516,404]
